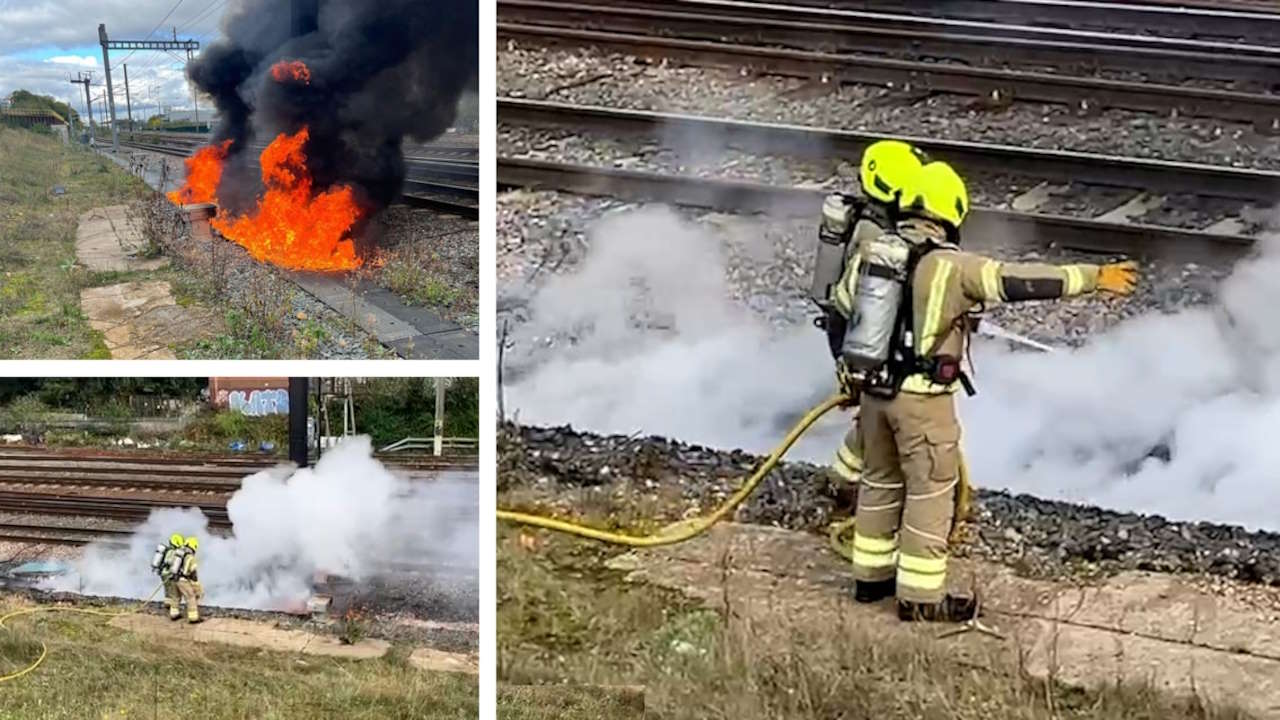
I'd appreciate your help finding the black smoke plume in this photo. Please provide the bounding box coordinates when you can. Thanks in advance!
[189,0,478,216]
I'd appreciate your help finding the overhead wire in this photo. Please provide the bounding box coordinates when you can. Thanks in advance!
[111,0,189,71]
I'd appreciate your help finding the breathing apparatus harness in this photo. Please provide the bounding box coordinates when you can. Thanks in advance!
[840,223,978,401]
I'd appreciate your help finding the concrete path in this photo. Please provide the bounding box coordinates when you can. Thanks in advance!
[112,614,390,659]
[290,273,477,359]
[408,647,479,674]
[75,205,168,273]
[80,281,222,359]
[607,523,1280,718]
[112,614,477,673]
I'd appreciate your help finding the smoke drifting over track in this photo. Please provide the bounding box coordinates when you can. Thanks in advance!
[50,438,478,611]
[506,207,1280,533]
[191,0,478,215]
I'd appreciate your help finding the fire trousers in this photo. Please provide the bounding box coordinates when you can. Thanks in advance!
[850,390,961,604]
[163,579,181,619]
[177,579,203,622]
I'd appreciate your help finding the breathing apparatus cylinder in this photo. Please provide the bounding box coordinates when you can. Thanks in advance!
[810,194,857,308]
[841,234,911,370]
[150,544,167,574]
[166,547,188,579]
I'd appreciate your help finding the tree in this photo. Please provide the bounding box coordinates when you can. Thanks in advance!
[7,90,77,124]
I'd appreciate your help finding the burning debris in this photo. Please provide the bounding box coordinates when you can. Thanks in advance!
[168,0,478,271]
[207,126,361,271]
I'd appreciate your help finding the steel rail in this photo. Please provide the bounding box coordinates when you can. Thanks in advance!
[0,522,133,547]
[498,0,1280,85]
[0,472,241,494]
[497,156,1255,260]
[497,23,1280,127]
[499,97,1280,202]
[0,449,478,469]
[552,0,1280,54]
[799,0,1280,39]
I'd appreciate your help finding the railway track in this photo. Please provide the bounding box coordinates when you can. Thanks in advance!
[501,98,1280,203]
[0,447,479,474]
[497,155,1257,261]
[114,134,479,219]
[0,522,133,547]
[801,0,1280,40]
[499,0,1280,87]
[0,491,231,527]
[497,6,1280,127]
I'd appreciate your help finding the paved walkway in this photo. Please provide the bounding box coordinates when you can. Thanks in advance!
[75,205,169,273]
[76,205,221,359]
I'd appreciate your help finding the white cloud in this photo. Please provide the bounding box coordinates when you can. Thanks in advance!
[46,55,98,67]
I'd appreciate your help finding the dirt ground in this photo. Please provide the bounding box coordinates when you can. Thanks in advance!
[498,518,1270,720]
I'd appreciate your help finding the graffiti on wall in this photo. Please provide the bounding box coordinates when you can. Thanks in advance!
[227,388,290,416]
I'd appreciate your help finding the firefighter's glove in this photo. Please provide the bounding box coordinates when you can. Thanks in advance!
[1097,261,1138,296]
[835,359,861,408]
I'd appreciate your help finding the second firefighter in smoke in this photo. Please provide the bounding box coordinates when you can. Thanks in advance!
[816,144,1139,622]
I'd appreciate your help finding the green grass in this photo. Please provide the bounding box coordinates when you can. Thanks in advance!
[0,597,477,720]
[496,525,1255,720]
[381,257,460,310]
[0,127,150,359]
[497,685,645,720]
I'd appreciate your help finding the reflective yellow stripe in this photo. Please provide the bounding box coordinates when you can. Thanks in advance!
[853,548,898,569]
[898,553,947,575]
[853,532,897,554]
[837,444,862,472]
[1064,265,1084,295]
[981,260,1002,301]
[896,567,947,591]
[919,259,955,354]
[832,457,859,482]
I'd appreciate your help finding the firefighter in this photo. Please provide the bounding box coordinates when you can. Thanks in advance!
[811,140,929,509]
[842,161,1138,621]
[176,536,204,624]
[157,533,186,621]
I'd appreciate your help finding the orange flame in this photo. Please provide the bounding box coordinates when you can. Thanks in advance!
[271,60,312,84]
[167,140,231,205]
[210,127,362,271]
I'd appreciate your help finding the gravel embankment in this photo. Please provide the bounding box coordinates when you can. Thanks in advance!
[498,43,1280,170]
[499,423,1280,589]
[364,208,481,330]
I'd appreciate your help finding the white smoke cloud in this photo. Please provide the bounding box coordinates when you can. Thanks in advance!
[507,206,1280,532]
[48,437,478,609]
[507,207,845,458]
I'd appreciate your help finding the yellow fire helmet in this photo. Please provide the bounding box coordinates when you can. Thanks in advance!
[860,140,926,205]
[901,161,969,230]
[185,536,199,551]
[169,533,184,547]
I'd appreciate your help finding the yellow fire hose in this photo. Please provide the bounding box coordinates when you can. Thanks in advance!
[499,391,975,556]
[0,583,164,683]
[497,393,847,546]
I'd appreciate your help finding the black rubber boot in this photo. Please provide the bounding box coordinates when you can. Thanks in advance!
[854,579,895,604]
[897,595,978,622]
[188,617,204,625]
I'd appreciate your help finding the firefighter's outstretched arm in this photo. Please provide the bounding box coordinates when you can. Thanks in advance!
[954,254,1138,303]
